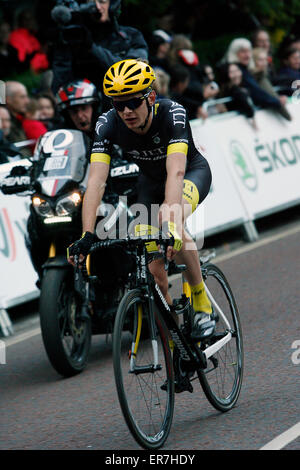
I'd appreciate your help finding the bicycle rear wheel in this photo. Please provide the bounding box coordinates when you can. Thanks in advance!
[113,289,174,449]
[198,263,244,412]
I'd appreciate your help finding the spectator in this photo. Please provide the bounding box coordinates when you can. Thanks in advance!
[252,28,271,51]
[169,64,190,99]
[51,0,148,112]
[201,64,216,82]
[169,64,208,120]
[251,48,291,120]
[0,105,20,163]
[274,47,300,93]
[218,62,256,124]
[36,92,62,131]
[9,9,49,74]
[251,27,275,79]
[148,29,172,71]
[167,34,194,69]
[0,105,12,138]
[166,34,213,119]
[22,98,48,152]
[223,37,283,112]
[0,20,25,79]
[5,80,31,157]
[200,79,225,117]
[152,67,170,99]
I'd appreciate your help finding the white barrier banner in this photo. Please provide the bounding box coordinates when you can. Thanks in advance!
[207,103,300,219]
[0,192,38,309]
[187,119,250,241]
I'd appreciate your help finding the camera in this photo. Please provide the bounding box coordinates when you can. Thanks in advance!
[51,0,98,45]
[51,0,98,27]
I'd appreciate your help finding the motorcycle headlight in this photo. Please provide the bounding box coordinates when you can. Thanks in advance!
[56,191,82,216]
[32,196,54,218]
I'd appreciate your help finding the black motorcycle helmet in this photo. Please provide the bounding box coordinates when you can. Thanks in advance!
[56,78,102,134]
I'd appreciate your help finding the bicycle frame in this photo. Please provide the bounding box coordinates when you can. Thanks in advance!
[132,242,208,372]
[131,242,235,373]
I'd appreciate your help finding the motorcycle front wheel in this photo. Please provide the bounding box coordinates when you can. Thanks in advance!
[39,267,91,377]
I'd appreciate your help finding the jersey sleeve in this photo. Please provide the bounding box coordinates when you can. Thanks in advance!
[165,101,189,156]
[90,110,114,165]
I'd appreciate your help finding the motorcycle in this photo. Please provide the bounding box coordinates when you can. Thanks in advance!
[1,128,139,377]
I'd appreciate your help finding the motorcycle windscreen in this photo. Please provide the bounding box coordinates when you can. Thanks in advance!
[33,129,89,196]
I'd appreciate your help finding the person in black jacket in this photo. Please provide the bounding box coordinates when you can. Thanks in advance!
[218,62,255,119]
[51,0,148,111]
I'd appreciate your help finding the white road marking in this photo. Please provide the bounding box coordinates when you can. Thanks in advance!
[4,327,41,347]
[260,422,300,450]
[214,224,300,264]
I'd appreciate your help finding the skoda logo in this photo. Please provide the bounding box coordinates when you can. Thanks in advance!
[230,140,258,191]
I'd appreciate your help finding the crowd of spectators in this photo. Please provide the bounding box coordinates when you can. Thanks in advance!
[1,2,300,161]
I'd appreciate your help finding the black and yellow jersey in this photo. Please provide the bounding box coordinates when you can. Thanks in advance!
[91,99,205,182]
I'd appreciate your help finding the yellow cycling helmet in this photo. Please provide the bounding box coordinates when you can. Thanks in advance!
[103,59,156,97]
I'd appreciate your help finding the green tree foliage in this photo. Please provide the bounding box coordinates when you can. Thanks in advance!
[243,0,300,30]
[122,0,173,33]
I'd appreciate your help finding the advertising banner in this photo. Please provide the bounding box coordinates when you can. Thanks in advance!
[187,118,251,242]
[205,103,300,219]
[0,192,39,309]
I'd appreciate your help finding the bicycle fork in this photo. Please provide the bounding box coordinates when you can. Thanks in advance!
[129,300,162,375]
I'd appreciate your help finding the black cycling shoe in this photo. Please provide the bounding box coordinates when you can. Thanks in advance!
[190,310,216,342]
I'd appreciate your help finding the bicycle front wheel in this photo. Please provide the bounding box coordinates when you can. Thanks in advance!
[113,289,174,449]
[198,263,244,412]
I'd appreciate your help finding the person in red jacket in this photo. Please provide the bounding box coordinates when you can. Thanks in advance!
[22,98,47,152]
[9,9,49,73]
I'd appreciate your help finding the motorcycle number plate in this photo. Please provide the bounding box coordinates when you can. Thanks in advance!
[43,156,68,172]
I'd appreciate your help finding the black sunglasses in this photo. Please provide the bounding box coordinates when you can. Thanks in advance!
[112,91,151,112]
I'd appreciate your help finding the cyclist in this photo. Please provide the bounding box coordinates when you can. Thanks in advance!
[67,59,216,341]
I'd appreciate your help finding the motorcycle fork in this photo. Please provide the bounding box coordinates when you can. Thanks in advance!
[49,242,56,258]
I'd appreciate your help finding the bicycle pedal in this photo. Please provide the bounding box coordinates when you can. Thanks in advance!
[174,376,193,394]
[160,378,193,394]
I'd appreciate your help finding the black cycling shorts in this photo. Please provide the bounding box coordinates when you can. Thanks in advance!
[135,154,212,226]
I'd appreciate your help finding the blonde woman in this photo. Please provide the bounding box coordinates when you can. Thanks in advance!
[251,48,291,120]
[223,37,282,112]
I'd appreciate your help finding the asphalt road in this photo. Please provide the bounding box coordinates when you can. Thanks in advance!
[0,225,299,451]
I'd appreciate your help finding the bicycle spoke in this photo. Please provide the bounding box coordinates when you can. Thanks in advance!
[199,264,243,411]
[113,290,174,449]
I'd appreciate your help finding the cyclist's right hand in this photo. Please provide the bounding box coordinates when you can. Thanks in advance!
[67,231,95,266]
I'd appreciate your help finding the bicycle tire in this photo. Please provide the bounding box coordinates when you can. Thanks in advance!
[198,263,244,412]
[113,288,174,449]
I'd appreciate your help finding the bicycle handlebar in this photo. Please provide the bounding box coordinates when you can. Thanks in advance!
[89,233,172,254]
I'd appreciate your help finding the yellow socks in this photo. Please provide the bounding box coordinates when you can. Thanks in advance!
[190,281,212,314]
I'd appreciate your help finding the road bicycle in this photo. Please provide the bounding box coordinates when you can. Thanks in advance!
[89,233,243,449]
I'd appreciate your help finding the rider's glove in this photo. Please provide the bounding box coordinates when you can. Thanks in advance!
[67,231,95,260]
[161,221,183,252]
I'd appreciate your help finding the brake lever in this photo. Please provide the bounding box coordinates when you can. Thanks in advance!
[159,236,171,272]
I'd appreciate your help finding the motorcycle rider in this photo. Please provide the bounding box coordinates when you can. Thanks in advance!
[56,78,102,138]
[25,79,102,285]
